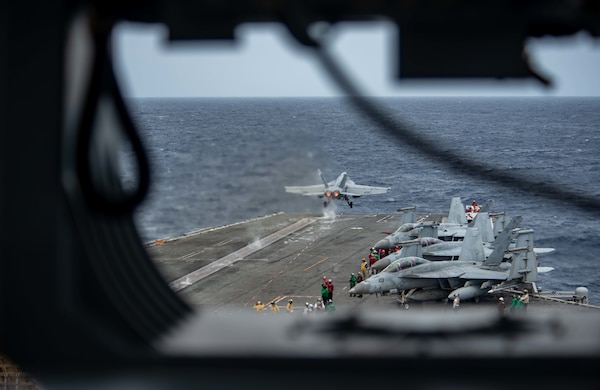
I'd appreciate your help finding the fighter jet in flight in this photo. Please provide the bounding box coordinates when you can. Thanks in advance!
[284,169,390,208]
[350,227,553,302]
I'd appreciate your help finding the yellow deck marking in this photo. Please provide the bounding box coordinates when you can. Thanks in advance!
[303,256,329,271]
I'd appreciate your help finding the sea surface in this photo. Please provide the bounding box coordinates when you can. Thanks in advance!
[127,96,600,302]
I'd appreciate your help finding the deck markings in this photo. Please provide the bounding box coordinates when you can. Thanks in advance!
[170,217,316,291]
[303,256,329,271]
[178,251,201,260]
[215,239,232,247]
[245,218,335,306]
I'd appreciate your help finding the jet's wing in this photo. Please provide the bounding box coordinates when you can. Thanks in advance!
[423,246,494,258]
[404,268,467,279]
[459,269,509,280]
[422,248,461,257]
[534,247,556,255]
[537,266,555,273]
[404,265,508,280]
[341,183,391,197]
[284,184,326,196]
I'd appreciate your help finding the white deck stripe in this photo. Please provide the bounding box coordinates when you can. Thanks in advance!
[170,217,316,292]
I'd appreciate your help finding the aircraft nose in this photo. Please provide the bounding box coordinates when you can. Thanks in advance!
[350,281,370,295]
[371,258,391,272]
[374,238,392,250]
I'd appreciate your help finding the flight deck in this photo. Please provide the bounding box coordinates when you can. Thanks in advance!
[146,212,598,313]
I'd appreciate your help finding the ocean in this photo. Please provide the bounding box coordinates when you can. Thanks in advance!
[127,96,600,302]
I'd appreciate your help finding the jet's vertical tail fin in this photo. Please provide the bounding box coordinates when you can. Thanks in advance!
[448,197,468,225]
[472,212,494,243]
[506,248,527,281]
[482,219,521,266]
[318,169,329,188]
[458,227,485,262]
[511,228,539,281]
[491,212,509,238]
[507,230,538,282]
[398,239,423,258]
[337,172,349,189]
[515,228,534,249]
[524,245,539,282]
[490,215,522,248]
[398,206,417,225]
[418,221,438,239]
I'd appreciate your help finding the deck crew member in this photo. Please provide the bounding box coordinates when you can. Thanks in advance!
[321,283,329,303]
[519,289,530,311]
[253,300,265,313]
[452,294,460,310]
[361,258,369,279]
[498,297,506,315]
[349,273,357,297]
[286,299,294,313]
[327,279,334,301]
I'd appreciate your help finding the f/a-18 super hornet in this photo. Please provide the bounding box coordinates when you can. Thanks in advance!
[350,226,553,302]
[373,197,493,250]
[421,214,555,260]
[370,214,523,273]
[421,215,523,261]
[284,169,390,208]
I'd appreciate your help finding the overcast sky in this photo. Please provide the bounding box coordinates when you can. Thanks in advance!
[113,21,600,98]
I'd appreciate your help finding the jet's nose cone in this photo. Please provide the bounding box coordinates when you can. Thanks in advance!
[371,258,391,272]
[374,238,392,250]
[350,281,370,295]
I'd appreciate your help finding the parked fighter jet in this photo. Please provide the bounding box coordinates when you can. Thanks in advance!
[350,227,553,301]
[370,237,442,273]
[284,169,390,208]
[422,215,554,260]
[372,206,430,250]
[435,198,494,241]
[373,197,493,250]
[421,215,523,260]
[370,240,420,274]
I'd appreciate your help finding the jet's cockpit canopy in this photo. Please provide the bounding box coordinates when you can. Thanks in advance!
[382,257,429,273]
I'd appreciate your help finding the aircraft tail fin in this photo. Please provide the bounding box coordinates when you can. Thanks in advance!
[510,229,539,281]
[482,220,520,266]
[448,197,468,225]
[515,228,534,249]
[337,172,349,189]
[491,212,509,237]
[398,206,417,225]
[458,227,485,262]
[472,212,494,243]
[397,239,423,258]
[507,230,539,282]
[318,169,328,188]
[489,215,523,248]
[417,221,438,239]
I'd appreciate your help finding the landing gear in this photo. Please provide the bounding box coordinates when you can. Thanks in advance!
[344,196,353,208]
